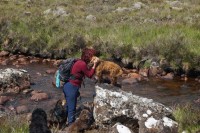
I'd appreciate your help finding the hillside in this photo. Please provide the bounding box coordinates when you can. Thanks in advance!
[0,0,200,71]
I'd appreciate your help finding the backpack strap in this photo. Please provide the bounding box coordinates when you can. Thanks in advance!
[69,59,83,81]
[68,59,86,88]
[69,74,78,80]
[69,72,84,81]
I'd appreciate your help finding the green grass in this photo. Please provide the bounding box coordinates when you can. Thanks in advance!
[173,104,200,133]
[0,0,200,68]
[0,114,61,133]
[0,115,29,133]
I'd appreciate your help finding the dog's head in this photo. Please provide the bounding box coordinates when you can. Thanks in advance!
[29,108,51,133]
[90,56,99,63]
[79,109,93,122]
[31,108,47,121]
[88,56,100,67]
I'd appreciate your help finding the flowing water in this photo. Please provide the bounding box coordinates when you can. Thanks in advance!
[1,61,200,113]
[122,77,200,106]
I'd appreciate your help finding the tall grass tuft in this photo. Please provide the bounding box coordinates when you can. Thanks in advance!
[0,114,29,133]
[173,104,200,133]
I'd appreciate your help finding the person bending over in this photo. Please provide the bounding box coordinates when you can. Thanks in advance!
[63,48,98,126]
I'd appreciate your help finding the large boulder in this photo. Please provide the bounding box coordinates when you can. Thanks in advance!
[93,84,178,133]
[0,68,30,94]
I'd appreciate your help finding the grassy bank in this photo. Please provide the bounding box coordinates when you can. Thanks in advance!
[173,104,200,133]
[0,0,200,69]
[0,115,29,133]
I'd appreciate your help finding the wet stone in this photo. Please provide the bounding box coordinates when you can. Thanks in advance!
[0,96,11,105]
[0,68,31,94]
[46,69,56,74]
[16,105,30,114]
[30,92,49,101]
[22,88,33,94]
[121,78,138,85]
[0,51,9,57]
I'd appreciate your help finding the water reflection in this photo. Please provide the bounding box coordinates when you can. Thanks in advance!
[122,77,200,106]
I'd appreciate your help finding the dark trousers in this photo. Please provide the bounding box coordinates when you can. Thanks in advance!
[63,82,79,125]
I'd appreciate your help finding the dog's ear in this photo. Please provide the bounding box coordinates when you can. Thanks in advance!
[88,57,95,67]
[56,99,62,105]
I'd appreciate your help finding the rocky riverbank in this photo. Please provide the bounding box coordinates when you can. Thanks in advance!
[0,51,200,132]
[0,68,178,133]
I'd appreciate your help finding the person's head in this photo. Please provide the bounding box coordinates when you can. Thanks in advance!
[81,48,97,64]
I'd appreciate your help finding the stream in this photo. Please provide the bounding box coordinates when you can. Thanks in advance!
[0,59,200,113]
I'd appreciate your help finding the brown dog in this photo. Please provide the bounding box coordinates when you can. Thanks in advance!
[64,102,94,133]
[90,56,123,86]
[64,109,94,133]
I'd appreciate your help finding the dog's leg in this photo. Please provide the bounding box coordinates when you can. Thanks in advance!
[96,71,102,83]
[111,76,117,86]
[93,76,98,84]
